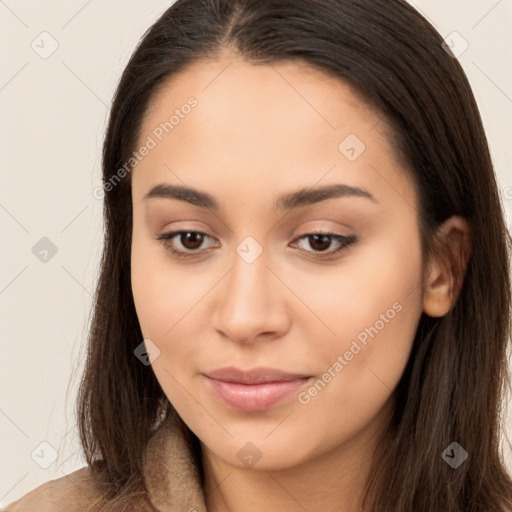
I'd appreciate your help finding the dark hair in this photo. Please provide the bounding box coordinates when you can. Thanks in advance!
[76,0,512,510]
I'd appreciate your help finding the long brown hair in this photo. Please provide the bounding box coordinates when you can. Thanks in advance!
[76,0,512,510]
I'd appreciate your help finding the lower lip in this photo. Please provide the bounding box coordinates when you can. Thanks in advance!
[204,376,311,412]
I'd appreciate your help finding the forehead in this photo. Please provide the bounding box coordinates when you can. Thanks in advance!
[140,54,386,142]
[131,53,414,211]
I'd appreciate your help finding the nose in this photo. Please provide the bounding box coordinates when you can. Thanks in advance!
[213,246,290,345]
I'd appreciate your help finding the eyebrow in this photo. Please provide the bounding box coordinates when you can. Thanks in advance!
[142,182,377,211]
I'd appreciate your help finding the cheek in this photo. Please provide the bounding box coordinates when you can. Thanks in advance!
[298,225,423,423]
[296,223,422,349]
[130,230,214,370]
[130,236,204,409]
[131,234,162,339]
[130,228,186,342]
[304,300,419,440]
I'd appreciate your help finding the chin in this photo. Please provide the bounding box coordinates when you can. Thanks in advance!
[201,431,314,472]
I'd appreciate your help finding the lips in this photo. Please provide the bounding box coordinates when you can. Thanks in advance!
[203,366,312,411]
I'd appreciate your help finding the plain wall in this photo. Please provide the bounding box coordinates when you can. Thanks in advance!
[1,0,511,506]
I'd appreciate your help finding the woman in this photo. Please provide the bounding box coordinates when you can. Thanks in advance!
[5,0,512,510]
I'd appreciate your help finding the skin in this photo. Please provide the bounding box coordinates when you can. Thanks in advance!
[130,51,471,512]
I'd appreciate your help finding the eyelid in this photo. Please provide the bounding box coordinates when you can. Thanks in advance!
[155,230,218,258]
[290,231,358,257]
[155,228,358,260]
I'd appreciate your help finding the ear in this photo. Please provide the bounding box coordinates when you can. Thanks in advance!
[423,216,472,318]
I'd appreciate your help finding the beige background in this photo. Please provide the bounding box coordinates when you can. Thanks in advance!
[1,0,511,506]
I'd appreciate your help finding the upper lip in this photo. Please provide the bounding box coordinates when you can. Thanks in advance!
[204,366,311,385]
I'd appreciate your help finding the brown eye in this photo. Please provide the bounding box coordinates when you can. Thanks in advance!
[179,231,205,250]
[292,232,358,257]
[307,234,333,252]
[156,229,358,261]
[156,230,217,259]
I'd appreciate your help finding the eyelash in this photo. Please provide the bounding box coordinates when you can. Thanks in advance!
[155,230,358,260]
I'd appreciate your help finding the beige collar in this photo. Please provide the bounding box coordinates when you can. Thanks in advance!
[143,409,208,512]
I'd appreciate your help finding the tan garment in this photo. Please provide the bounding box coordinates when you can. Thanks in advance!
[3,411,208,512]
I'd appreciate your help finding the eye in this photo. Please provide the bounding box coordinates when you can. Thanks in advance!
[291,231,358,258]
[155,230,358,260]
[156,230,218,259]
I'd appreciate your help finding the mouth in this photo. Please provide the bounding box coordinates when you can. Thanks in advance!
[203,366,313,412]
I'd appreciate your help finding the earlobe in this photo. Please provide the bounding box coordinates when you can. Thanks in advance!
[422,258,453,318]
[422,216,472,318]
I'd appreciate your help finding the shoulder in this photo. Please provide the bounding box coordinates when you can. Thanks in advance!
[3,467,103,512]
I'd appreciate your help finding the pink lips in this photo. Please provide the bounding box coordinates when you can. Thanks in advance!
[203,366,312,412]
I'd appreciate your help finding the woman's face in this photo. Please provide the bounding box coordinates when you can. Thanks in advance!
[130,54,426,470]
